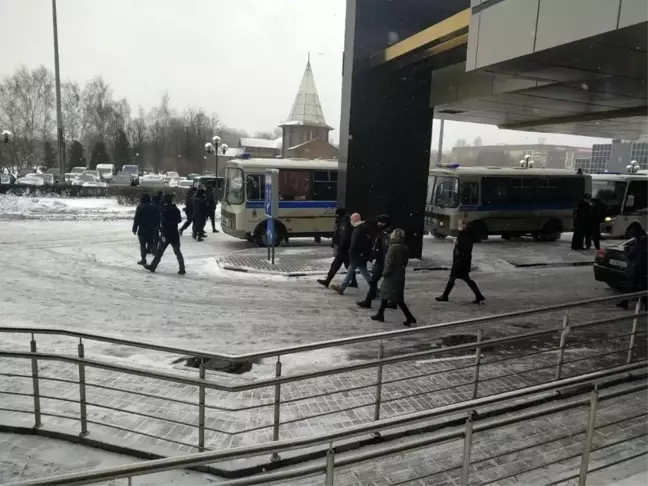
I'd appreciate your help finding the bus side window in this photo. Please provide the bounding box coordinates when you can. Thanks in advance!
[460,182,479,206]
[246,174,265,201]
[626,180,648,212]
[313,170,337,200]
[482,177,508,206]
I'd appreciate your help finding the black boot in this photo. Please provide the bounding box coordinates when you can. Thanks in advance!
[436,279,454,301]
[143,264,156,273]
[317,279,329,288]
[356,300,371,309]
[137,259,146,265]
[370,313,385,322]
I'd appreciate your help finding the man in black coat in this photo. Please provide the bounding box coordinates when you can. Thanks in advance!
[132,193,160,266]
[331,213,372,295]
[357,214,393,308]
[571,194,592,250]
[192,189,208,241]
[205,186,219,233]
[317,208,357,288]
[586,197,604,250]
[179,187,197,236]
[436,222,485,304]
[144,193,186,275]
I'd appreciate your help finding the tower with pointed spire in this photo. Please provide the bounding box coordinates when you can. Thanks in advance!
[279,57,334,158]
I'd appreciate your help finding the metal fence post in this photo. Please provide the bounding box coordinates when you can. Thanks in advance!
[77,339,88,436]
[554,310,570,380]
[578,387,599,486]
[198,359,206,451]
[461,410,476,486]
[270,355,282,462]
[325,443,335,486]
[472,329,484,399]
[30,334,42,428]
[372,341,384,438]
[626,299,642,364]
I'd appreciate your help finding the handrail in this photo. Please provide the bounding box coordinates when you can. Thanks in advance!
[2,311,644,393]
[1,291,645,362]
[6,361,646,486]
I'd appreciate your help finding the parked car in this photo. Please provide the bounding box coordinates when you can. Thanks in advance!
[110,172,136,187]
[71,166,86,175]
[1,173,16,184]
[16,173,54,186]
[177,179,193,189]
[72,173,107,187]
[138,174,165,188]
[82,169,102,179]
[18,168,36,178]
[593,239,634,291]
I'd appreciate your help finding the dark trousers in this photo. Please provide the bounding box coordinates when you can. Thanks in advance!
[150,238,185,271]
[138,233,155,261]
[571,228,585,250]
[442,275,484,300]
[585,227,601,250]
[377,299,415,321]
[180,214,193,233]
[363,262,384,302]
[325,250,357,286]
[207,209,216,230]
[192,215,206,238]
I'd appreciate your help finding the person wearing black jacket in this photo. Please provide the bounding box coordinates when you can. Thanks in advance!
[179,187,197,235]
[132,193,160,266]
[357,214,393,308]
[192,189,208,241]
[586,197,604,250]
[331,213,372,295]
[144,193,185,275]
[317,208,357,288]
[436,222,485,304]
[205,186,219,233]
[571,194,592,250]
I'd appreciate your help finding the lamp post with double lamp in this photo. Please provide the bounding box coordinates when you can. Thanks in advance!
[2,130,12,144]
[204,135,226,176]
[627,160,639,174]
[520,154,535,168]
[51,0,65,179]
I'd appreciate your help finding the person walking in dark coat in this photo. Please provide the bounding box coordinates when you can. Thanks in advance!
[132,193,160,265]
[617,226,648,310]
[150,190,164,249]
[585,197,604,250]
[317,208,357,288]
[370,229,417,326]
[436,222,485,304]
[179,187,197,236]
[357,214,393,308]
[192,189,208,241]
[205,186,219,233]
[331,213,372,294]
[144,193,186,275]
[571,194,592,250]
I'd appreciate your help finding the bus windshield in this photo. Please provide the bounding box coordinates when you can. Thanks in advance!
[592,179,626,216]
[434,176,459,208]
[224,168,244,205]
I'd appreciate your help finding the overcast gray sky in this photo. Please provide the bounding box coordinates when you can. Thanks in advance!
[1,0,609,148]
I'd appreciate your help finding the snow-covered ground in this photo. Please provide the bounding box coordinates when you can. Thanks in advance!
[0,195,136,221]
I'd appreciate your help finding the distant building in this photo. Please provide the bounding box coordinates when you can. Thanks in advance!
[278,58,338,160]
[451,144,591,169]
[238,138,280,158]
[575,140,648,174]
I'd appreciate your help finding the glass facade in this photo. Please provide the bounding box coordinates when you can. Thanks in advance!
[576,142,648,174]
[630,142,648,170]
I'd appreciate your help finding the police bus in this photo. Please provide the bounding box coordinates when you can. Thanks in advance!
[425,165,591,242]
[220,157,338,246]
[591,173,648,238]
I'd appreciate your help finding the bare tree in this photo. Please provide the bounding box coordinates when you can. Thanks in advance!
[473,136,483,147]
[455,138,468,148]
[82,76,115,145]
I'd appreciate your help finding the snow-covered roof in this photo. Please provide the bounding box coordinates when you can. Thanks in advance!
[222,147,245,157]
[240,138,280,150]
[281,60,331,129]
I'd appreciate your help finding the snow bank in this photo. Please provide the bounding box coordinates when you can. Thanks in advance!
[0,195,136,221]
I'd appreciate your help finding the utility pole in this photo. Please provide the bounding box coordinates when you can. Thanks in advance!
[52,0,65,178]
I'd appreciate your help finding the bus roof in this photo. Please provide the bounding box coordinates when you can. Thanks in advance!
[591,173,648,181]
[226,158,338,171]
[429,166,585,177]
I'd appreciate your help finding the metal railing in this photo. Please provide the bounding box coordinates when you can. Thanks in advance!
[0,292,646,460]
[6,362,647,486]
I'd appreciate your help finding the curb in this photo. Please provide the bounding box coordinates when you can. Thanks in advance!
[512,261,594,268]
[218,262,326,278]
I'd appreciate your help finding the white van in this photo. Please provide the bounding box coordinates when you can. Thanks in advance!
[96,164,116,181]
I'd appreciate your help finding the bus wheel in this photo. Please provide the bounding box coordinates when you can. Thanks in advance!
[253,221,286,247]
[432,231,447,240]
[537,219,562,242]
[625,223,643,239]
[501,233,512,241]
[469,222,488,243]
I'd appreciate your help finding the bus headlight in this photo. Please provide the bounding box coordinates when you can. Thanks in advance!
[604,217,612,222]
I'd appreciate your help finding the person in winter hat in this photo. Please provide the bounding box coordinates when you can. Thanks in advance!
[331,213,372,294]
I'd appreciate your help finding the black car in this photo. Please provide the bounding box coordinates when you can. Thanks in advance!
[594,239,634,291]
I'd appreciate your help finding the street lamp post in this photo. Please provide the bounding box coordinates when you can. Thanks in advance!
[627,160,639,174]
[204,135,223,176]
[520,154,534,168]
[52,0,65,179]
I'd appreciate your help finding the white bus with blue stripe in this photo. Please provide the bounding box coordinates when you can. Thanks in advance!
[425,165,591,242]
[220,157,338,245]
